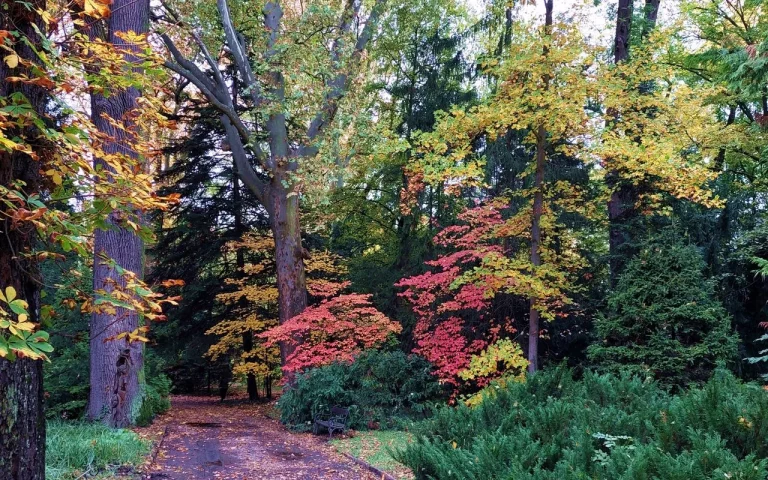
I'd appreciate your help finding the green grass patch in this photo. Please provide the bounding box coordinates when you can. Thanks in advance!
[331,430,414,479]
[46,421,150,480]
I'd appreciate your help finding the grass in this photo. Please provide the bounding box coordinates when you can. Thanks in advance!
[46,421,150,480]
[331,430,414,479]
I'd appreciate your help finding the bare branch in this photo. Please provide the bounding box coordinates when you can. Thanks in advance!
[217,0,264,106]
[222,115,268,204]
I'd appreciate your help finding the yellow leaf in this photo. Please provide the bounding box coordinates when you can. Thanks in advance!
[52,172,62,185]
[4,53,19,69]
[15,322,35,332]
[4,286,16,302]
[84,0,111,19]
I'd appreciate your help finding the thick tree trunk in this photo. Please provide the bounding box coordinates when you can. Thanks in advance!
[87,0,150,427]
[527,0,553,374]
[0,2,47,478]
[269,177,308,367]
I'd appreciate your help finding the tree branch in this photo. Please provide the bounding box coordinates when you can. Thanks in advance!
[217,0,264,107]
[303,0,387,156]
[222,114,268,204]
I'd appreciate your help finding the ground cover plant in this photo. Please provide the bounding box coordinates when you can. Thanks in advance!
[394,368,768,479]
[45,422,149,480]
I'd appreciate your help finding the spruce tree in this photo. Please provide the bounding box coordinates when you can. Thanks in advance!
[589,231,738,386]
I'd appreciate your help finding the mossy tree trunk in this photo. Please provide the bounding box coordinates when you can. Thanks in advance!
[0,1,48,478]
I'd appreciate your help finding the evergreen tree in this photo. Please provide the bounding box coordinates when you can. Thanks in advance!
[150,103,269,395]
[589,231,738,386]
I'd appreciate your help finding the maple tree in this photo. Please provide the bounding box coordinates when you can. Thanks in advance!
[402,3,595,374]
[155,0,389,367]
[205,234,281,399]
[261,292,401,373]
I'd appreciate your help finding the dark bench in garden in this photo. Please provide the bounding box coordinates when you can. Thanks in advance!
[312,406,350,438]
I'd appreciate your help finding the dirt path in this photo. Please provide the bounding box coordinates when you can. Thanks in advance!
[141,396,376,480]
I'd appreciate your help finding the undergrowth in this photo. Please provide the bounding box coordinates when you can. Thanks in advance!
[46,422,149,480]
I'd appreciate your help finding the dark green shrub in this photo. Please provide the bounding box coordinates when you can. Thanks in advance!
[135,374,172,427]
[395,368,768,479]
[278,350,447,430]
[589,232,738,387]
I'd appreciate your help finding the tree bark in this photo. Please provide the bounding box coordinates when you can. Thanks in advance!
[268,178,308,366]
[527,0,553,374]
[86,0,151,428]
[0,2,47,478]
[607,0,635,287]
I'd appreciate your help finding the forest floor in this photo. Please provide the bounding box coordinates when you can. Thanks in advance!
[136,395,378,480]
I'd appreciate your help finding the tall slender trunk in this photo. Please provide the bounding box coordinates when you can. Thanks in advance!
[607,0,635,287]
[0,2,47,477]
[528,0,554,373]
[269,177,308,366]
[607,0,660,286]
[87,0,151,427]
[528,125,547,373]
[232,163,259,400]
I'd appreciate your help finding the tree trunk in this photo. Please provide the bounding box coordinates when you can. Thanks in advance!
[0,2,47,477]
[87,0,151,428]
[607,0,636,287]
[607,0,662,286]
[528,0,553,374]
[269,177,308,367]
[528,124,547,374]
[231,160,259,401]
[641,0,661,39]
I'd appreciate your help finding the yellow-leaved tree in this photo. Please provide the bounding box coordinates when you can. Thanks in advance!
[403,5,732,375]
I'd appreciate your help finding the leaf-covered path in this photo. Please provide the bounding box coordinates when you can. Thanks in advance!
[141,396,376,480]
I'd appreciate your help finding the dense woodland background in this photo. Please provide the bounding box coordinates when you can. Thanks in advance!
[2,0,768,478]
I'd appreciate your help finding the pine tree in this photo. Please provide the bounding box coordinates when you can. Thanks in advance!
[589,231,738,386]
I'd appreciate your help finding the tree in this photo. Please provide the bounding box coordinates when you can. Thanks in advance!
[157,0,387,366]
[0,2,48,475]
[150,93,271,395]
[1,0,171,471]
[82,0,153,427]
[588,231,738,386]
[262,292,401,373]
[206,234,280,399]
[606,0,663,284]
[407,3,593,373]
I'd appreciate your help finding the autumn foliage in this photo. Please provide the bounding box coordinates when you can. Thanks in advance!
[262,293,401,373]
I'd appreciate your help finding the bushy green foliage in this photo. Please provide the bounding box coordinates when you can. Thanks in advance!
[278,350,448,431]
[135,373,172,427]
[395,368,768,479]
[589,232,738,386]
[46,421,149,480]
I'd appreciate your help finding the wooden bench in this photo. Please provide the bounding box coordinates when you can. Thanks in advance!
[312,405,350,438]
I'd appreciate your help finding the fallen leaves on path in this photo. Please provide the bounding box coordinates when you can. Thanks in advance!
[134,395,378,480]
